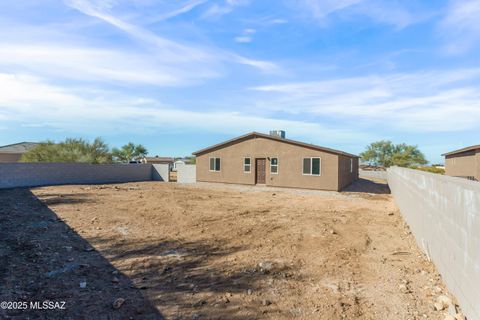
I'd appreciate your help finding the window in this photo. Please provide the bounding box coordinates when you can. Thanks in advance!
[350,158,353,173]
[209,157,221,172]
[244,157,251,173]
[303,158,310,175]
[270,157,278,174]
[303,157,321,176]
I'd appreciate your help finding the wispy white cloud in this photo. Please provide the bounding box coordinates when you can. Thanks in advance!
[234,28,256,43]
[0,74,96,112]
[229,54,277,72]
[301,0,365,20]
[298,0,427,29]
[145,0,208,23]
[270,19,288,25]
[251,69,480,132]
[240,16,288,26]
[65,0,277,72]
[66,0,211,59]
[202,0,250,19]
[439,0,480,54]
[0,72,368,143]
[235,36,252,43]
[0,43,218,86]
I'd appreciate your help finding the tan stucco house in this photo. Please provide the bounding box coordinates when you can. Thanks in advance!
[192,131,359,191]
[442,145,480,181]
[0,142,39,163]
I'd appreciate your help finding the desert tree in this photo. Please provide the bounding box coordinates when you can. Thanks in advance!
[360,140,427,167]
[21,138,113,164]
[112,142,148,163]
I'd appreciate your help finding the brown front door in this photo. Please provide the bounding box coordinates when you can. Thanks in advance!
[256,158,266,184]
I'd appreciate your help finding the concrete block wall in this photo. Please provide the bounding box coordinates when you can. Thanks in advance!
[388,167,480,320]
[176,164,196,183]
[152,164,170,182]
[0,163,162,189]
[359,169,387,180]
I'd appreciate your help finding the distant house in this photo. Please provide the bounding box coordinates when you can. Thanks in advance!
[0,142,39,163]
[442,145,480,181]
[192,131,359,191]
[173,160,185,171]
[141,156,174,166]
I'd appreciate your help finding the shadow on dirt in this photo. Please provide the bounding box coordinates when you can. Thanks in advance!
[0,188,163,320]
[35,192,95,206]
[88,235,292,319]
[343,178,390,194]
[0,188,290,319]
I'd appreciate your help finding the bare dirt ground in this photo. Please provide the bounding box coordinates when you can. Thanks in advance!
[0,179,460,319]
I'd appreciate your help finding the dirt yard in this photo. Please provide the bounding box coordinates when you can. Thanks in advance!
[0,179,460,319]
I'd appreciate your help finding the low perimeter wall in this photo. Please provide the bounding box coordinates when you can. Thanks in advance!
[0,163,169,189]
[152,164,169,182]
[176,164,196,183]
[388,167,480,320]
[359,169,387,180]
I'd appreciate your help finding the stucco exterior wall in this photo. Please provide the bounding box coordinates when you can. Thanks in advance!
[388,167,480,320]
[0,153,22,163]
[445,150,479,180]
[196,136,357,191]
[337,155,359,190]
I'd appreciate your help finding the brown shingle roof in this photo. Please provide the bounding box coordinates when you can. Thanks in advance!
[442,145,480,156]
[143,156,174,162]
[192,132,359,158]
[0,142,39,153]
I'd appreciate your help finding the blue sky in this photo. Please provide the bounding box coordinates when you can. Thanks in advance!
[1,0,480,163]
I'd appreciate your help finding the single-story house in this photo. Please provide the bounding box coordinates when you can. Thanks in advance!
[192,131,359,191]
[0,142,39,163]
[442,145,480,181]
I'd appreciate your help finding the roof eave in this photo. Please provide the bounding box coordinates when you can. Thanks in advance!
[442,145,480,157]
[192,132,359,158]
[192,132,257,155]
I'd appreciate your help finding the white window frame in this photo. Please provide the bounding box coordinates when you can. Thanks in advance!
[244,157,251,173]
[270,157,279,174]
[209,157,221,172]
[302,157,321,176]
[350,158,353,173]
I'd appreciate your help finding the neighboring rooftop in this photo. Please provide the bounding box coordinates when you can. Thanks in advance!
[0,142,39,154]
[142,156,174,162]
[193,132,359,158]
[442,145,480,157]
